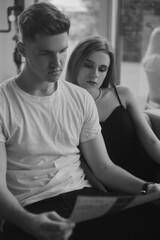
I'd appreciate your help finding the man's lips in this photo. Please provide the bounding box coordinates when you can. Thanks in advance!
[48,69,61,75]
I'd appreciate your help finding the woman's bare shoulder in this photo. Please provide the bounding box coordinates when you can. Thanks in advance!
[114,85,135,107]
[116,85,133,98]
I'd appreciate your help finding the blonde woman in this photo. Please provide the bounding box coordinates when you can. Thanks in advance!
[66,35,160,182]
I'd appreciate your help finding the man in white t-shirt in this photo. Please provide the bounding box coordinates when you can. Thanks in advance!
[0,2,160,240]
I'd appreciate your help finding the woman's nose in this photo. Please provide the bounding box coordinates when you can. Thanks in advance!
[90,68,99,77]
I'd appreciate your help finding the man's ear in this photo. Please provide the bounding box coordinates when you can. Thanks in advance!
[17,42,26,57]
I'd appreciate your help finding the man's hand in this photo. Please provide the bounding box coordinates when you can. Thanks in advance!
[25,211,75,240]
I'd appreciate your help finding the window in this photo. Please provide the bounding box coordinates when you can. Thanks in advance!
[48,0,100,46]
[48,0,101,78]
[118,0,160,109]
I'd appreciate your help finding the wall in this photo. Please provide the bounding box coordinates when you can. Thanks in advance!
[0,0,35,83]
[0,0,17,82]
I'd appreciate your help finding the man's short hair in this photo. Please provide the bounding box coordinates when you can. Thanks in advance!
[18,2,70,42]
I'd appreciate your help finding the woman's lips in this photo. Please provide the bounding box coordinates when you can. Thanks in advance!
[87,81,97,86]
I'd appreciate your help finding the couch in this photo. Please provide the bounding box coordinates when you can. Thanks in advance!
[1,108,160,237]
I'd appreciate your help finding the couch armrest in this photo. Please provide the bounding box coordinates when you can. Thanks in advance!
[144,109,160,139]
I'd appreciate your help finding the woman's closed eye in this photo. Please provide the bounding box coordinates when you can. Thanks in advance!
[84,62,108,72]
[98,65,108,72]
[84,62,93,69]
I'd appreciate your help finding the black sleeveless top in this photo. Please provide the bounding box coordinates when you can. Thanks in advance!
[100,85,158,181]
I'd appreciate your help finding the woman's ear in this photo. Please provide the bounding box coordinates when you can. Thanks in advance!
[17,42,26,57]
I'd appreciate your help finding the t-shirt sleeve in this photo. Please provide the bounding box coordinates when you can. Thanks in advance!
[0,112,6,143]
[80,92,101,142]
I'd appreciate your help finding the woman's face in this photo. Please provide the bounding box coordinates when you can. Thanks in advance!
[77,51,110,91]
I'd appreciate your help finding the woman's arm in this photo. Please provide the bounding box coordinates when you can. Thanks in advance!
[119,86,160,164]
[80,133,160,195]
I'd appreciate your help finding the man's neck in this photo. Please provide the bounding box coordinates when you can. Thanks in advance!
[16,71,58,96]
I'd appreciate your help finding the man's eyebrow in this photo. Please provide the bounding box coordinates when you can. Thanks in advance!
[38,46,69,53]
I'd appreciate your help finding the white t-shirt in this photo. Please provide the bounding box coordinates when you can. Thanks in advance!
[0,78,101,206]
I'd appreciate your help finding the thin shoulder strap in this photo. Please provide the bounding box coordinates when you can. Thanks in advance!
[113,85,123,106]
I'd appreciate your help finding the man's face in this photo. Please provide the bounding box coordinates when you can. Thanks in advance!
[24,32,68,82]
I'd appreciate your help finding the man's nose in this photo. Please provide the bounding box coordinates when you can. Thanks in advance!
[50,54,61,68]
